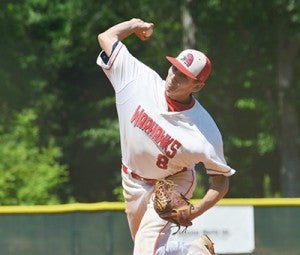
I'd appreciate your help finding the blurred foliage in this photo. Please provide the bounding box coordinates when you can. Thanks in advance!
[0,0,299,203]
[0,109,72,205]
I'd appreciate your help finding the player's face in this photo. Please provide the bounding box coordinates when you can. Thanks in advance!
[165,65,202,103]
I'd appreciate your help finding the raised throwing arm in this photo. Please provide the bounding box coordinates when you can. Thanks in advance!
[98,18,154,56]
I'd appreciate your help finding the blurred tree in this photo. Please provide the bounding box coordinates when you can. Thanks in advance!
[0,109,71,205]
[0,0,299,203]
[275,0,300,196]
[191,0,300,196]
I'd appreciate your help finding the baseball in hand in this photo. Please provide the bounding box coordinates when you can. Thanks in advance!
[143,27,153,37]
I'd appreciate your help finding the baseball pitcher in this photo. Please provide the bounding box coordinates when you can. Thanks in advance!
[97,18,236,255]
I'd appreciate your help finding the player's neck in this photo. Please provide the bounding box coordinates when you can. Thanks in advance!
[165,93,195,112]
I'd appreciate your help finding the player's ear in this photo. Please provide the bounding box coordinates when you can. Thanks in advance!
[192,81,205,92]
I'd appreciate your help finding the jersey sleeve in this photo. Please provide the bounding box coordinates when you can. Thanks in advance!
[202,132,236,177]
[96,41,150,93]
[204,157,236,176]
[203,135,236,177]
[187,102,236,177]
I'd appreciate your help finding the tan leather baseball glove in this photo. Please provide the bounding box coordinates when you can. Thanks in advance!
[200,234,215,255]
[153,179,194,228]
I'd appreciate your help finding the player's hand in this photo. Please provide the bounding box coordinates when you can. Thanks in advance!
[153,179,194,227]
[133,19,154,41]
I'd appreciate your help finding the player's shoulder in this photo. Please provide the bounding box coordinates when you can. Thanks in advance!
[193,100,214,119]
[191,100,221,130]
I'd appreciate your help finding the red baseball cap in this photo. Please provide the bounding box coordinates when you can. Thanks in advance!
[166,49,211,83]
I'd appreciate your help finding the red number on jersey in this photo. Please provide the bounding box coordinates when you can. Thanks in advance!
[156,154,169,169]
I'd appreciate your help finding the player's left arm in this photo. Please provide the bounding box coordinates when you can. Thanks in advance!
[190,174,229,220]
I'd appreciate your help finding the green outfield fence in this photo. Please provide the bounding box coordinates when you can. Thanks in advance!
[0,198,299,255]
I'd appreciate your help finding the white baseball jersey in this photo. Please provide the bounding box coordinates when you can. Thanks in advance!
[97,41,235,179]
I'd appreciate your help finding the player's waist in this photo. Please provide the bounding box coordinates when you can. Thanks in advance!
[121,164,187,186]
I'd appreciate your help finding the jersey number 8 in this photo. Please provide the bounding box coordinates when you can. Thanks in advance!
[156,154,169,169]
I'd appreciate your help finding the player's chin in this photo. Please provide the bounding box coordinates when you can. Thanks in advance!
[165,87,172,95]
[165,82,177,94]
[165,90,177,99]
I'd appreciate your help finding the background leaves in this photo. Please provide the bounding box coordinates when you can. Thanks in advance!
[0,0,299,204]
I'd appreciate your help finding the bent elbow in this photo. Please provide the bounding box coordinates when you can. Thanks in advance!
[222,176,229,196]
[97,32,112,56]
[97,33,105,46]
[209,175,229,198]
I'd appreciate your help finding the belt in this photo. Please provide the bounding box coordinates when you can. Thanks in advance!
[122,164,188,186]
[122,164,157,186]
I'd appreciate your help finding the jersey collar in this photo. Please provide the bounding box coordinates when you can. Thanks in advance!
[165,92,195,112]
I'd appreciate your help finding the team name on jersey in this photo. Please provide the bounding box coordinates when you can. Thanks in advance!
[130,105,182,158]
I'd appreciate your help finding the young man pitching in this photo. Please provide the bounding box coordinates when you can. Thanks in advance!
[97,18,235,255]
